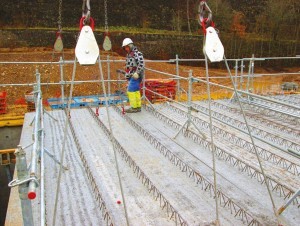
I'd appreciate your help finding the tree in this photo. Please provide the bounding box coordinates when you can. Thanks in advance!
[231,11,246,37]
[262,0,299,41]
[210,0,233,32]
[228,0,268,30]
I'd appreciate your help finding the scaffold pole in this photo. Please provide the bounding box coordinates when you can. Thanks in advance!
[14,145,34,226]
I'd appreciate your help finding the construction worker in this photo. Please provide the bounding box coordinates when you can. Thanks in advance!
[122,38,144,113]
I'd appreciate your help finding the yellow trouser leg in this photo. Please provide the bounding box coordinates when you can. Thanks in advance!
[135,91,141,108]
[127,91,138,108]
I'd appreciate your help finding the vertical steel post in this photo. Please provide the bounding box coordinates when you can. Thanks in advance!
[36,69,41,92]
[187,69,193,115]
[15,145,34,226]
[250,54,255,92]
[107,55,111,96]
[240,59,244,91]
[28,69,41,200]
[40,101,45,226]
[246,56,253,92]
[234,59,238,89]
[175,54,181,101]
[59,57,65,108]
[173,70,193,139]
[142,61,146,103]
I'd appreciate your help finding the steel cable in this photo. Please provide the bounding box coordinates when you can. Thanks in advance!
[52,55,77,226]
[223,55,280,223]
[96,57,130,226]
[203,40,220,225]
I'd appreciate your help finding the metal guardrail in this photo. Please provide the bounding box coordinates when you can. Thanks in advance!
[2,54,299,225]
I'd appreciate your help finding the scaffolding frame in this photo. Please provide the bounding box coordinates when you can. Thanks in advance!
[1,54,300,225]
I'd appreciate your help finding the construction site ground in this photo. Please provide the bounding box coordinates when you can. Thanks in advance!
[2,48,300,225]
[0,47,299,111]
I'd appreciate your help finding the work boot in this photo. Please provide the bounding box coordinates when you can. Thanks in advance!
[136,107,141,112]
[125,107,138,113]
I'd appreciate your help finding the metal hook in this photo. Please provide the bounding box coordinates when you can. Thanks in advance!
[198,0,213,27]
[82,0,91,25]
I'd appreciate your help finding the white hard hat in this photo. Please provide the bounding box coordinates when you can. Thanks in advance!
[122,38,133,47]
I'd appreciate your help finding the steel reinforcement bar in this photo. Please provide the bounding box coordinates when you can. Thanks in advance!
[112,106,263,225]
[285,94,300,103]
[269,95,300,106]
[87,107,189,226]
[144,105,298,204]
[190,102,300,153]
[232,99,300,126]
[67,115,115,226]
[251,98,300,116]
[209,100,300,138]
[168,103,300,176]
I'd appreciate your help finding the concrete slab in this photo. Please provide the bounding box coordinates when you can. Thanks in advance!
[5,98,300,226]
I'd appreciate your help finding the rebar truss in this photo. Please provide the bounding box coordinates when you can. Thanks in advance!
[87,107,189,226]
[209,100,300,138]
[270,95,300,106]
[166,102,300,176]
[68,112,115,226]
[250,97,300,116]
[192,101,300,154]
[144,105,298,206]
[113,106,263,226]
[233,99,300,126]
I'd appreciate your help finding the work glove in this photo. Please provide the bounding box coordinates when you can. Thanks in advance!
[125,73,131,79]
[132,72,139,79]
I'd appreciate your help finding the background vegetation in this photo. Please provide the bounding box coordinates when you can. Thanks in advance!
[0,0,299,59]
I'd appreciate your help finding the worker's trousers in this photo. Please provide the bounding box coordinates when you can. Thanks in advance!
[127,91,141,108]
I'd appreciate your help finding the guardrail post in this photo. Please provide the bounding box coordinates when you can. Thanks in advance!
[234,59,238,89]
[239,59,244,91]
[175,54,181,101]
[107,55,111,96]
[59,56,65,108]
[28,69,42,200]
[15,145,34,226]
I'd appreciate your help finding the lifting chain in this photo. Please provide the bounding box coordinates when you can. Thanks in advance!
[54,0,64,52]
[58,0,63,32]
[104,0,109,33]
[103,0,112,51]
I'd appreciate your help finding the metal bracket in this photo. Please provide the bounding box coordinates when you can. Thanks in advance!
[8,176,39,188]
